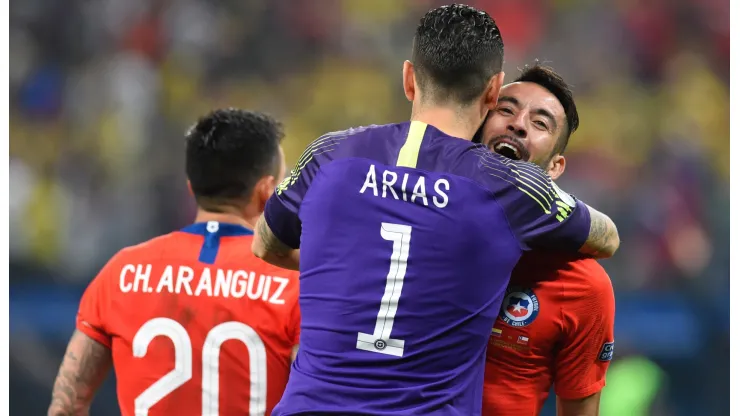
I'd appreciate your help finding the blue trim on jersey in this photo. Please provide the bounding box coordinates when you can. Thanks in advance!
[180,222,253,264]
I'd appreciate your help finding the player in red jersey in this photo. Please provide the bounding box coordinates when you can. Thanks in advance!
[47,109,300,416]
[477,65,616,416]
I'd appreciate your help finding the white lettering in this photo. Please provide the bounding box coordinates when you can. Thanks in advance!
[261,276,272,301]
[214,269,232,297]
[269,277,289,305]
[125,264,291,304]
[411,176,428,206]
[134,264,152,292]
[400,173,409,201]
[359,164,378,196]
[247,274,266,300]
[382,171,399,200]
[156,266,174,293]
[194,268,213,297]
[433,179,450,208]
[360,167,450,209]
[231,271,250,298]
[176,266,194,295]
[120,264,135,293]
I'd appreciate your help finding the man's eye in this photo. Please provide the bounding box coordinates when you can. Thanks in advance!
[534,120,547,129]
[498,107,513,115]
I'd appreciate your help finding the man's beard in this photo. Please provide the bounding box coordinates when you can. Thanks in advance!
[531,155,551,171]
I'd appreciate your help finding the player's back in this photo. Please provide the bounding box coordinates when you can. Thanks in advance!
[84,222,299,416]
[268,122,592,415]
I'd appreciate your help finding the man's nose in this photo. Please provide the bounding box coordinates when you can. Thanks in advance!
[506,121,527,138]
[506,111,527,137]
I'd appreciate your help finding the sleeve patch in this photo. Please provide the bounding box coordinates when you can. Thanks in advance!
[599,341,615,362]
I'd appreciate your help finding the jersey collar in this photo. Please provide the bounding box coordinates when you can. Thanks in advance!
[180,221,254,237]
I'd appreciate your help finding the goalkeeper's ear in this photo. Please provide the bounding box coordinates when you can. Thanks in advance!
[472,112,491,144]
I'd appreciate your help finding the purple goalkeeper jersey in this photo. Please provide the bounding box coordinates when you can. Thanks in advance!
[264,122,591,415]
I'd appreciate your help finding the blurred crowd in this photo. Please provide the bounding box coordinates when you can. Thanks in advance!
[9,0,729,414]
[9,0,730,289]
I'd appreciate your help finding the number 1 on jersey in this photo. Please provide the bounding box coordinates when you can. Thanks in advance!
[356,222,412,357]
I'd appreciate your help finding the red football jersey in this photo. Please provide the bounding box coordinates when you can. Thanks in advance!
[76,221,300,416]
[482,251,615,416]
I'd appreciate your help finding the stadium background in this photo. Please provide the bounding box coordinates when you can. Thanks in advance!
[8,0,729,414]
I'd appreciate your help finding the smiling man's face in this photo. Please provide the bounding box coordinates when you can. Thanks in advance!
[481,81,567,178]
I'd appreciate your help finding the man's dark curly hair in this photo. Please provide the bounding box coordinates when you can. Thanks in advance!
[412,4,504,105]
[185,108,284,211]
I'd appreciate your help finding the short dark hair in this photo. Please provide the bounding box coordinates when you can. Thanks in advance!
[514,63,579,155]
[185,108,284,211]
[412,4,504,105]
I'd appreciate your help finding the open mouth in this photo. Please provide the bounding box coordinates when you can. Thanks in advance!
[488,136,528,161]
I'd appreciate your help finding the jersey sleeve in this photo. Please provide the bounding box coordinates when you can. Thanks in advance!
[264,137,328,249]
[76,255,120,348]
[279,272,301,346]
[553,262,616,399]
[478,151,591,251]
[287,294,301,346]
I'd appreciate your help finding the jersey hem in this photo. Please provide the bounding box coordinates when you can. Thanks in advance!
[554,378,606,400]
[76,322,112,349]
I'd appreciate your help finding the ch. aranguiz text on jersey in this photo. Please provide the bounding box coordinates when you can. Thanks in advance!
[75,223,300,415]
[118,263,290,304]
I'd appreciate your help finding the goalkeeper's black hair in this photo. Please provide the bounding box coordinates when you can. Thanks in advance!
[412,4,505,105]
